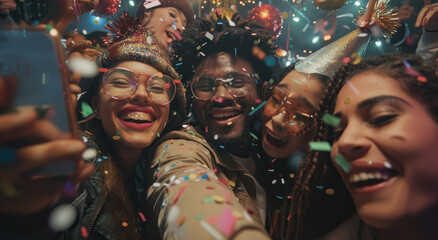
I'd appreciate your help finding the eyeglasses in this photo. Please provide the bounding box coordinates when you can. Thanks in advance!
[190,72,259,100]
[99,67,177,105]
[263,82,316,135]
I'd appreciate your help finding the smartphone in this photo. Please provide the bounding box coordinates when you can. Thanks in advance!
[0,25,79,176]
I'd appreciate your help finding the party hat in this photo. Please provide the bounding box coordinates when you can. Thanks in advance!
[295,0,400,77]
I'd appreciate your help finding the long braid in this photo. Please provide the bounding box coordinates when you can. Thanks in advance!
[287,53,438,240]
[287,62,356,240]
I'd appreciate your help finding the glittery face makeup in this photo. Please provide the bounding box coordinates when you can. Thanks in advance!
[331,71,438,228]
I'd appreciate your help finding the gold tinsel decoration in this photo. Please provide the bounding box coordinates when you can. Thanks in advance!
[357,0,401,38]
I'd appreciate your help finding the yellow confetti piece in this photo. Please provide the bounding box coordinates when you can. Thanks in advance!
[104,170,109,174]
[227,180,236,187]
[352,56,362,65]
[232,211,243,219]
[112,135,120,140]
[213,195,225,203]
[325,188,335,195]
[343,97,351,105]
[289,173,295,178]
[227,121,232,125]
[281,12,288,18]
[189,173,197,180]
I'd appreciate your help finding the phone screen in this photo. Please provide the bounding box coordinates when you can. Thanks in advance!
[0,27,77,176]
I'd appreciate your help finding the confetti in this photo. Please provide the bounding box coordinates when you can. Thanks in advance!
[249,132,259,140]
[334,153,351,173]
[47,204,76,231]
[122,222,128,227]
[81,102,94,118]
[81,226,88,238]
[167,205,180,224]
[343,97,351,104]
[213,195,225,203]
[325,188,335,195]
[200,220,224,240]
[82,148,97,161]
[309,141,332,152]
[249,101,267,116]
[217,207,236,236]
[173,185,186,205]
[203,197,215,203]
[138,212,146,222]
[417,76,427,82]
[321,113,341,127]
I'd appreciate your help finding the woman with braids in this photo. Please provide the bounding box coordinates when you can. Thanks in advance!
[0,13,186,239]
[288,53,438,240]
[260,65,329,240]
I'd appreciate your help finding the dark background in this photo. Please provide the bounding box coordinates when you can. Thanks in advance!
[10,0,430,67]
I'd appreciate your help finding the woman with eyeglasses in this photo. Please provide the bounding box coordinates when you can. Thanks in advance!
[260,65,329,239]
[0,15,185,239]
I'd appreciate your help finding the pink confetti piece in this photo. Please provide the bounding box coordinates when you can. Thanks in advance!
[403,60,422,77]
[417,76,427,82]
[81,226,88,238]
[217,207,236,236]
[143,0,161,9]
[173,185,187,205]
[138,212,146,222]
[346,81,360,95]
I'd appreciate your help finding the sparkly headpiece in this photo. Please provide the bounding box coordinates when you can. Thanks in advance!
[97,12,186,113]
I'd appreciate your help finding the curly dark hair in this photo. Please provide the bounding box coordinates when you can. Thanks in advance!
[171,16,278,85]
[287,53,438,240]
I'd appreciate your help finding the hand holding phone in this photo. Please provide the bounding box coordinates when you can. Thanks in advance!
[0,25,79,176]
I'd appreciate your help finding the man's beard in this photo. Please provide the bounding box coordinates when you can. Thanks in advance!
[203,127,252,149]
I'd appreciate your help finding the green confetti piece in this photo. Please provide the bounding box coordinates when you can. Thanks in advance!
[196,214,203,220]
[309,141,332,152]
[187,131,196,136]
[249,101,267,116]
[249,132,259,140]
[202,197,215,203]
[292,78,303,85]
[81,102,94,118]
[45,24,53,32]
[269,79,274,84]
[322,113,341,127]
[157,133,161,138]
[334,153,351,173]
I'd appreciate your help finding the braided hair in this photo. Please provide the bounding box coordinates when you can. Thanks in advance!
[287,53,438,240]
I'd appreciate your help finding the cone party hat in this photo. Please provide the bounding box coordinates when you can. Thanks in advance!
[295,0,400,77]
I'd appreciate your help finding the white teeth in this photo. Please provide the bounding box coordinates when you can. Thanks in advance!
[349,171,392,183]
[121,111,153,121]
